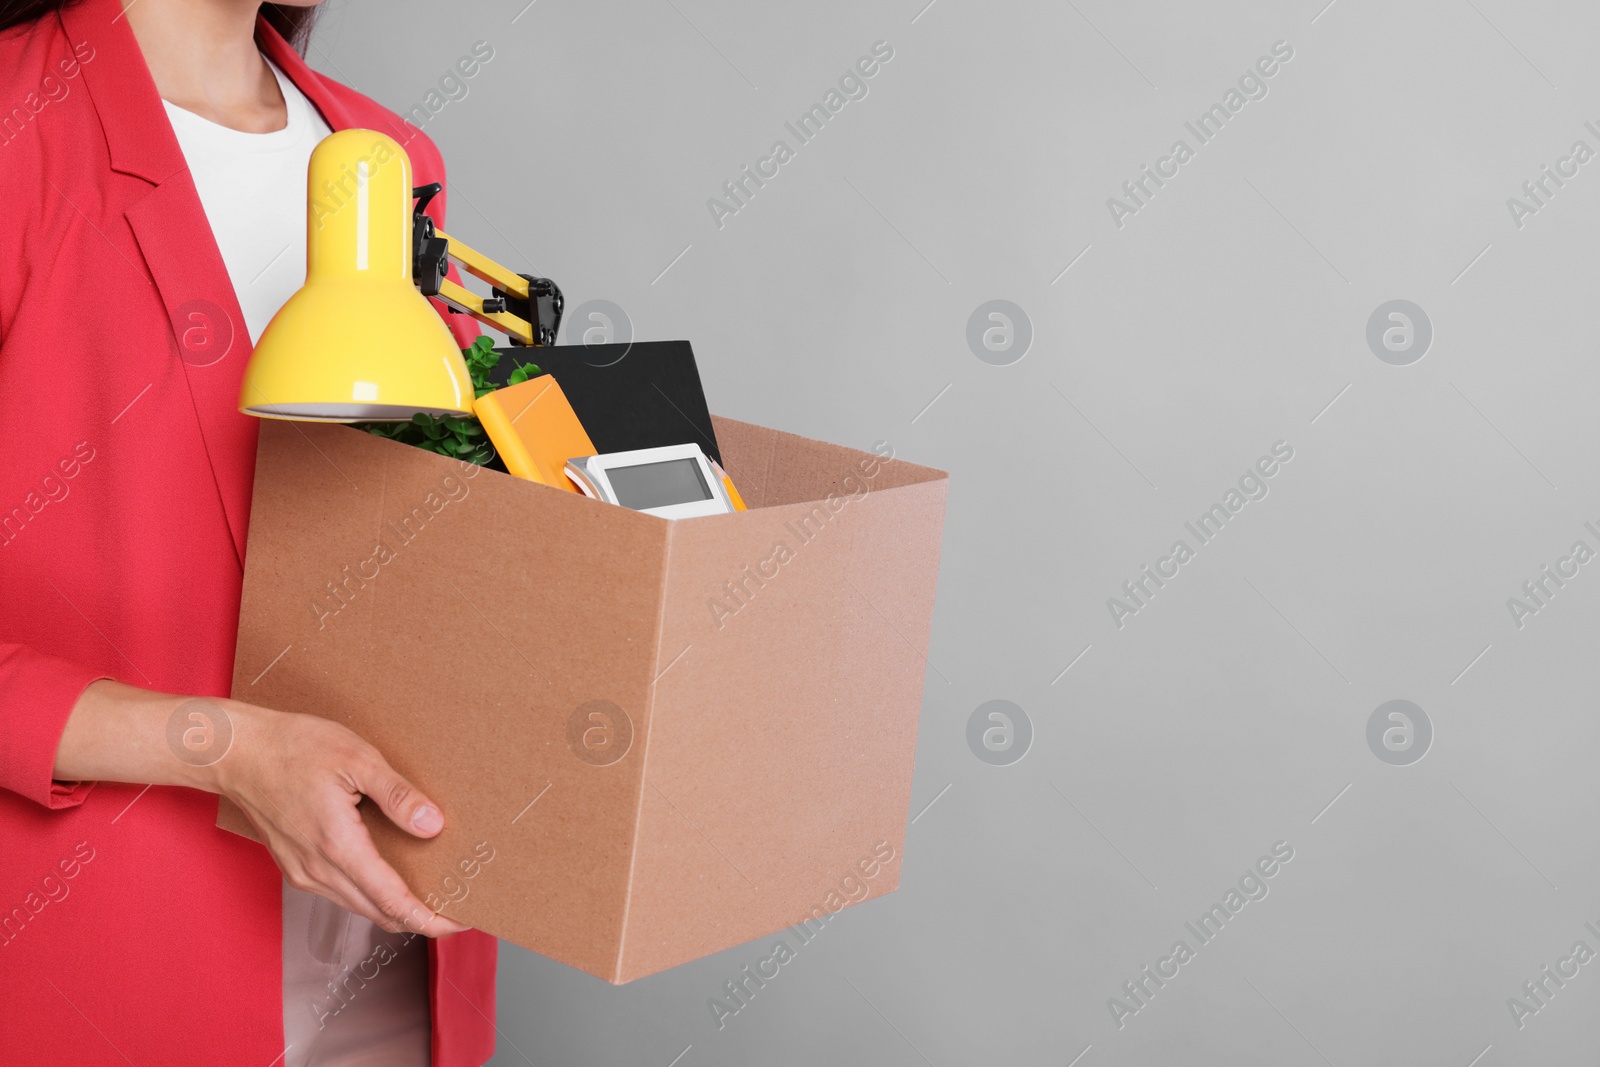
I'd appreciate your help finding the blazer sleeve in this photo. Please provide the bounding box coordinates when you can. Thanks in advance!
[0,91,108,811]
[0,643,107,808]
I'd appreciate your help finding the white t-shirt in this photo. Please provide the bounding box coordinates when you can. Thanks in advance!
[163,59,331,344]
[163,58,433,1067]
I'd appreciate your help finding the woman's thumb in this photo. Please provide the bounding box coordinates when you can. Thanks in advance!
[357,755,444,838]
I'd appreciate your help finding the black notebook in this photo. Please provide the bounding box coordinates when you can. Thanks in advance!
[487,340,722,466]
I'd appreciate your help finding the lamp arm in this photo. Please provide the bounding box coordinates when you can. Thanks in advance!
[411,184,565,347]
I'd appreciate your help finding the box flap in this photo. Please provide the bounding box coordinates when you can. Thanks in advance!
[711,415,945,508]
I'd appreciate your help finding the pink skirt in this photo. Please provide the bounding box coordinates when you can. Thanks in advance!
[280,881,433,1066]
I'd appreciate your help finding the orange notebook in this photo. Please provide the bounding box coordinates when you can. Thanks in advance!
[473,376,595,492]
[712,461,747,511]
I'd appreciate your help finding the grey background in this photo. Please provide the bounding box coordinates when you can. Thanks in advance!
[312,1,1600,1063]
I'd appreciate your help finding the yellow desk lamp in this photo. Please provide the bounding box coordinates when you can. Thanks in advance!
[240,129,562,421]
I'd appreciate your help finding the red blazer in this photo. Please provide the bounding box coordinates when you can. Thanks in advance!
[0,3,495,1064]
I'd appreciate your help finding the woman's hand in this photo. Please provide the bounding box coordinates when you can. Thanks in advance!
[57,680,468,937]
[212,699,469,937]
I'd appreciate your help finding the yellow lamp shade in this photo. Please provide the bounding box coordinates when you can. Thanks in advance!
[239,129,473,421]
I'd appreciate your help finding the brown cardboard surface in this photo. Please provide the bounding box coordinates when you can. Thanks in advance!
[224,416,947,983]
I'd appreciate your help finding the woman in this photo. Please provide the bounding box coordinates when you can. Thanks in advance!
[0,1,497,1064]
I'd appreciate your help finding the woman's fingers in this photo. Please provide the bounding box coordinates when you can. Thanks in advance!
[283,864,395,934]
[320,822,470,937]
[222,703,476,940]
[346,750,445,839]
[268,804,467,936]
[218,706,473,937]
[247,804,409,933]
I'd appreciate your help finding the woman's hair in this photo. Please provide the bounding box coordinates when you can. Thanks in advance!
[261,3,321,51]
[0,1,321,53]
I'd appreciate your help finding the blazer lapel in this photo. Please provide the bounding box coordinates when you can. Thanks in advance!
[124,182,258,570]
[59,0,378,569]
[60,0,257,566]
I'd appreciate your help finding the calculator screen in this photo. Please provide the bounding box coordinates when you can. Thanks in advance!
[607,458,711,511]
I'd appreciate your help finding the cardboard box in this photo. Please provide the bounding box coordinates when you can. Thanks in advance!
[221,415,947,983]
